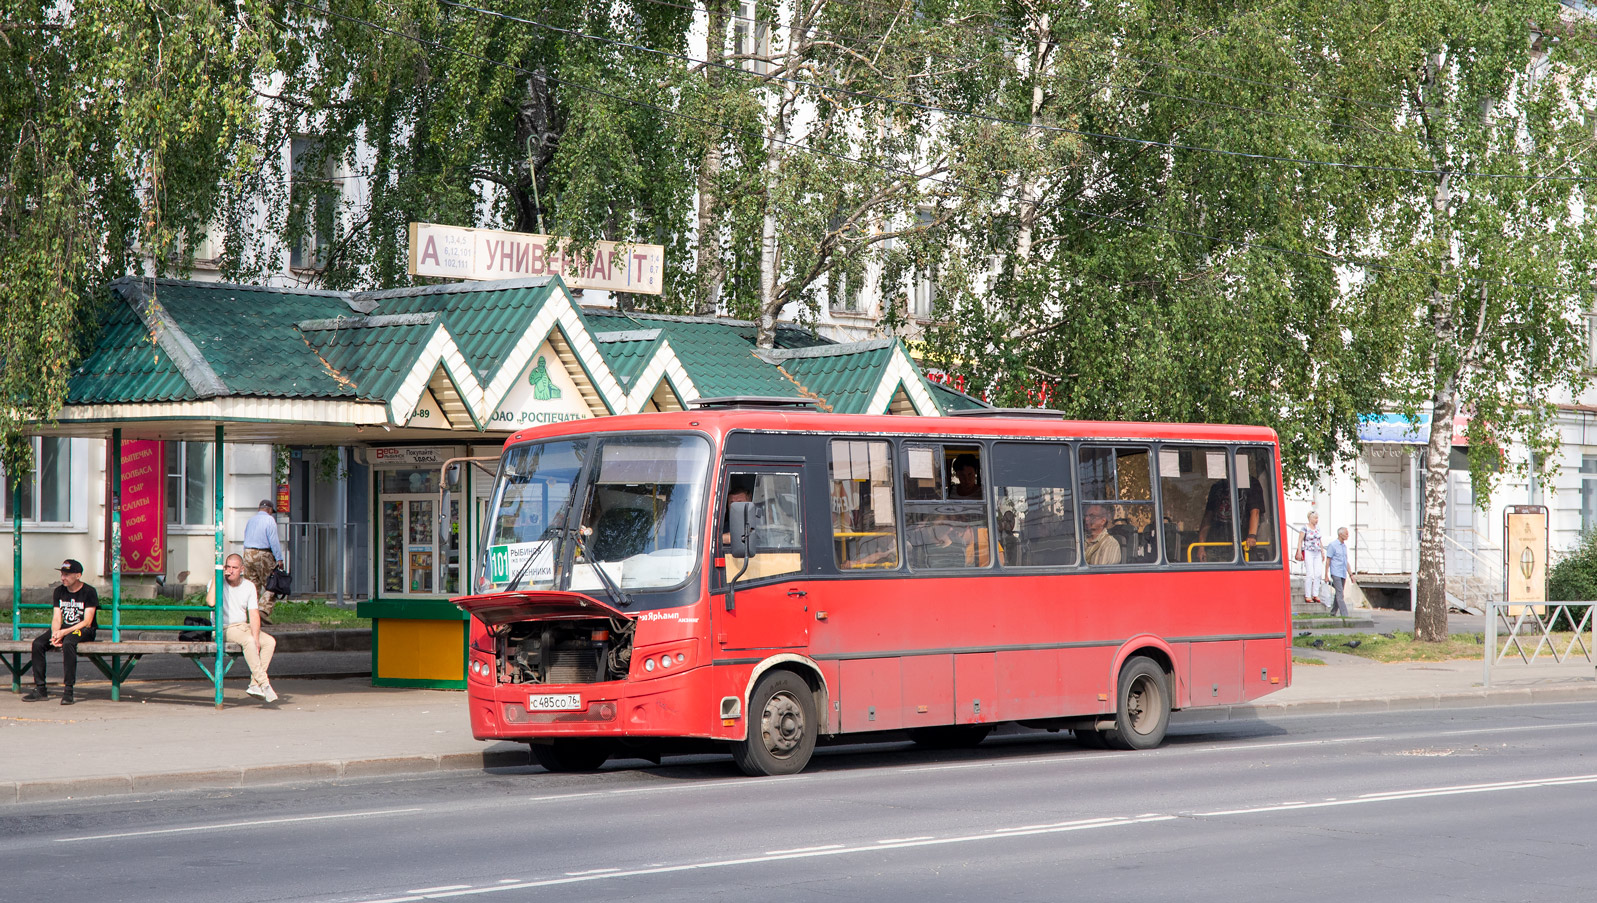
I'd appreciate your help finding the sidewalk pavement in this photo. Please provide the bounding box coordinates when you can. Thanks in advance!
[3,625,1594,805]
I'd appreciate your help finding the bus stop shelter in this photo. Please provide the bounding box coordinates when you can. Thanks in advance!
[8,275,978,701]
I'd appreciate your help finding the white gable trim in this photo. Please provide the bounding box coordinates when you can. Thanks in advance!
[865,346,939,415]
[618,340,699,413]
[388,327,483,428]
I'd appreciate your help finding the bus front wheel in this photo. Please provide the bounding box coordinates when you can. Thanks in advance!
[1104,657,1170,750]
[732,670,817,776]
[530,739,611,773]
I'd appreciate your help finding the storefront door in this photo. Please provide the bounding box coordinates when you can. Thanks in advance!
[379,467,444,596]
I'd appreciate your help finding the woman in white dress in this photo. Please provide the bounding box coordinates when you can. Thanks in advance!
[1296,511,1327,610]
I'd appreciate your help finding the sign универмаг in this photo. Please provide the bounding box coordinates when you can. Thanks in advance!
[407,222,663,295]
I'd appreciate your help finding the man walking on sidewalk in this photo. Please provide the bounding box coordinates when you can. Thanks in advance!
[241,499,285,624]
[222,553,278,703]
[1325,527,1351,617]
[24,559,98,705]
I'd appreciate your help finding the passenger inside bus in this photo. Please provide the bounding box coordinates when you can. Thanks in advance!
[950,454,981,499]
[1082,504,1123,565]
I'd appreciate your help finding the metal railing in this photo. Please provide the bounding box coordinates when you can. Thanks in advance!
[282,521,354,598]
[1483,599,1596,686]
[1352,526,1413,574]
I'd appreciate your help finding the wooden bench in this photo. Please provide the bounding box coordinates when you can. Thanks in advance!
[0,639,243,703]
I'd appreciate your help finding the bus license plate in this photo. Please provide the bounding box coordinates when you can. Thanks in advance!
[527,693,582,711]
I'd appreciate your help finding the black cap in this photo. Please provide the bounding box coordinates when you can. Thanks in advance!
[259,499,276,511]
[59,559,83,574]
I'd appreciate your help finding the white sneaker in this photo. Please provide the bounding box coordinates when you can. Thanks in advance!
[261,684,279,703]
[246,684,264,699]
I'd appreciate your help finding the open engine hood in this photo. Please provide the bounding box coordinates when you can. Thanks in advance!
[452,590,632,626]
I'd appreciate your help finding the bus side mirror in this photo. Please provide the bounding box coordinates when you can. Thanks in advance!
[726,501,759,612]
[728,501,759,559]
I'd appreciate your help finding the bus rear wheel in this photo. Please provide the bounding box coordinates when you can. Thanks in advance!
[530,739,611,773]
[1103,657,1170,751]
[731,670,817,776]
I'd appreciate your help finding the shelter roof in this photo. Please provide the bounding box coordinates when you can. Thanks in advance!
[52,277,954,441]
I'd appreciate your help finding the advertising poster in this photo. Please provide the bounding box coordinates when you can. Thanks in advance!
[116,439,166,574]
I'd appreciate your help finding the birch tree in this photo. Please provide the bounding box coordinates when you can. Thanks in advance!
[0,0,272,472]
[1333,3,1597,641]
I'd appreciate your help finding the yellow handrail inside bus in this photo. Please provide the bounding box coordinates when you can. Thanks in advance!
[1187,541,1272,563]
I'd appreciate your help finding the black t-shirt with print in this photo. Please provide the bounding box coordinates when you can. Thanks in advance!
[54,583,98,634]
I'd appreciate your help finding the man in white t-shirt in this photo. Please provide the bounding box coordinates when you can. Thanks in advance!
[222,553,278,703]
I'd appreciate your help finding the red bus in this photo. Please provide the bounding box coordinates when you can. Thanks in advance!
[455,400,1291,775]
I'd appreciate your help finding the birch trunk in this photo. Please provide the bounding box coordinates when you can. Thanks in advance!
[1414,376,1456,642]
[1014,12,1050,263]
[695,0,727,315]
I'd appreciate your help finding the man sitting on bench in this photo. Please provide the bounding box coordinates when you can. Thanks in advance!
[24,559,98,706]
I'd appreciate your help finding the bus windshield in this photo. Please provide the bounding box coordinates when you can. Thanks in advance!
[478,434,711,596]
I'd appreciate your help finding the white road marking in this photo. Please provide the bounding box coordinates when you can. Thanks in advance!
[876,836,933,844]
[344,770,1597,903]
[55,808,424,843]
[1196,773,1597,816]
[502,719,1597,809]
[349,815,1173,903]
[765,844,844,855]
[406,887,469,895]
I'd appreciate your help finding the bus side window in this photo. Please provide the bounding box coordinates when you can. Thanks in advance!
[993,442,1076,567]
[1237,448,1278,563]
[1078,445,1157,566]
[904,444,991,569]
[723,470,804,582]
[829,439,900,570]
[1158,446,1235,564]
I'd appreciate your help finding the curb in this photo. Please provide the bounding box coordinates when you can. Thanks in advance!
[0,746,531,805]
[8,686,1597,806]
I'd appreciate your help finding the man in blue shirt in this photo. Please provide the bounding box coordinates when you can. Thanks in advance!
[1324,527,1351,617]
[242,500,286,623]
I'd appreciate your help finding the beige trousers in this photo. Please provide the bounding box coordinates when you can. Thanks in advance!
[224,622,276,688]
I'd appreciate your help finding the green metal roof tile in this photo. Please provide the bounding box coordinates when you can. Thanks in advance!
[302,317,442,402]
[367,282,555,383]
[68,301,198,404]
[593,329,662,390]
[771,343,894,414]
[154,283,358,398]
[928,380,990,411]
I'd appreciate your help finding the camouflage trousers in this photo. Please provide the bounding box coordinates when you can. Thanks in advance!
[242,547,279,620]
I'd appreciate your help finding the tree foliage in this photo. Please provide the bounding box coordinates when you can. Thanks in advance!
[0,0,272,473]
[7,1,1597,646]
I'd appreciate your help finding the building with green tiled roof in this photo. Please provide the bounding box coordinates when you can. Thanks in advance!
[14,275,982,689]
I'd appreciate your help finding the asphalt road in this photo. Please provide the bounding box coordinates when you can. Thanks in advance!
[5,702,1596,903]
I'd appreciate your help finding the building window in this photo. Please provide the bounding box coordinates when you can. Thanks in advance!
[732,0,769,73]
[290,136,336,270]
[1,437,72,524]
[1582,455,1597,533]
[829,268,864,314]
[166,441,214,526]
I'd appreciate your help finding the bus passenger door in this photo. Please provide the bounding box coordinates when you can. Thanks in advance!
[714,466,811,651]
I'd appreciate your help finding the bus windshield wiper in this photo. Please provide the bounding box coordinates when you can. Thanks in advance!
[508,485,579,592]
[574,531,634,610]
